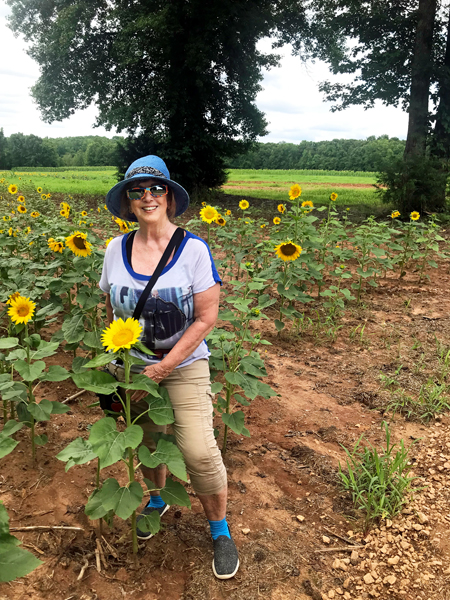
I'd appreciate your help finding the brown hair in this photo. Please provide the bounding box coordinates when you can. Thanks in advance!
[120,184,176,221]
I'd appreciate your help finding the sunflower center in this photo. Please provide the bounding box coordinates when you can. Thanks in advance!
[205,209,215,219]
[112,329,134,347]
[17,305,30,317]
[73,236,87,250]
[280,243,297,256]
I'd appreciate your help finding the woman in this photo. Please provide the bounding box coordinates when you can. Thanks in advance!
[100,155,239,580]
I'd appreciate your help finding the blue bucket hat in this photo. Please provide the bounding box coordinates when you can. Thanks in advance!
[106,155,190,222]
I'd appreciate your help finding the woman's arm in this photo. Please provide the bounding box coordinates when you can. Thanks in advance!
[105,293,113,326]
[131,282,220,398]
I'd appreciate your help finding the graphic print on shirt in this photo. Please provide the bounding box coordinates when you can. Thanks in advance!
[110,284,193,349]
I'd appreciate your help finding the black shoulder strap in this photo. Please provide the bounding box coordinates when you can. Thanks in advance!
[132,227,185,321]
[126,230,137,265]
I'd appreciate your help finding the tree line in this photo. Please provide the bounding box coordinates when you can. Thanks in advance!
[0,130,122,170]
[0,130,407,174]
[226,136,405,172]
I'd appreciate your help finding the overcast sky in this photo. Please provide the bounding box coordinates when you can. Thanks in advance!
[0,4,408,143]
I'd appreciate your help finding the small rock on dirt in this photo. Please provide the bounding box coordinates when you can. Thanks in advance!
[297,515,305,522]
[323,535,331,544]
[242,528,250,535]
[363,573,375,584]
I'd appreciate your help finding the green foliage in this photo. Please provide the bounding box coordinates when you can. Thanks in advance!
[0,502,42,582]
[338,422,417,529]
[6,0,303,191]
[377,156,449,213]
[227,137,405,172]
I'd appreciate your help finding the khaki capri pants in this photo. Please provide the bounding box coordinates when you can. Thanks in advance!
[108,358,227,496]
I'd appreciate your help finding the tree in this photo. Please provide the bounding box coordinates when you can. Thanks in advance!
[6,0,306,192]
[0,129,8,170]
[7,133,58,168]
[289,0,450,211]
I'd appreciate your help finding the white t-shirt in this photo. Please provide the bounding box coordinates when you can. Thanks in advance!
[99,230,221,369]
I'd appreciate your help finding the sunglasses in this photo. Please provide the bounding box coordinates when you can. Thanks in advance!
[126,184,168,201]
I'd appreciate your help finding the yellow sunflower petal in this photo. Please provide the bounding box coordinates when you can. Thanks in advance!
[65,231,92,257]
[274,241,302,262]
[101,318,143,352]
[8,295,36,324]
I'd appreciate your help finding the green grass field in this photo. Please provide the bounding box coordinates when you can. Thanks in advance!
[223,168,385,213]
[3,167,388,215]
[8,168,118,196]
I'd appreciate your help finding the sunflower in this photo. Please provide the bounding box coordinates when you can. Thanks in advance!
[301,200,314,212]
[410,211,420,221]
[215,216,226,226]
[114,217,129,233]
[289,184,301,200]
[274,241,302,262]
[37,187,42,193]
[31,211,40,218]
[81,210,88,217]
[51,241,64,253]
[17,195,25,203]
[330,192,338,201]
[105,237,114,247]
[97,207,101,213]
[104,204,108,210]
[277,204,286,214]
[8,184,18,195]
[260,224,266,228]
[79,220,87,226]
[8,228,13,236]
[202,202,206,206]
[8,295,36,325]
[17,205,27,214]
[239,199,249,210]
[199,205,219,224]
[101,317,143,352]
[391,210,400,219]
[273,217,281,225]
[3,215,10,222]
[65,231,92,257]
[6,291,21,305]
[60,209,69,218]
[226,210,231,216]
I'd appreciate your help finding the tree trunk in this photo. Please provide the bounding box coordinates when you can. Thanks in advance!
[431,8,450,160]
[429,8,450,209]
[404,0,437,159]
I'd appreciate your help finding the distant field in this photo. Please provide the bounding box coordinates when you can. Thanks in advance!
[224,168,383,210]
[3,167,387,213]
[8,168,117,196]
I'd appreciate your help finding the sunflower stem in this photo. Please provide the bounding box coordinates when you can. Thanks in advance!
[123,349,138,555]
[278,264,288,325]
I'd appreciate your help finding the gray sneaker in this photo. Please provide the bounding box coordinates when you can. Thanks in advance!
[136,502,170,540]
[212,530,239,579]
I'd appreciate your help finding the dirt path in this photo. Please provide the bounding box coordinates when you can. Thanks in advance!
[1,256,450,600]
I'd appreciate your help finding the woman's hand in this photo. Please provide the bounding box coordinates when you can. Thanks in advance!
[130,362,172,402]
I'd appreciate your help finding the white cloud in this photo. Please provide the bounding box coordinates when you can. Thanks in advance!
[256,41,408,143]
[0,12,409,143]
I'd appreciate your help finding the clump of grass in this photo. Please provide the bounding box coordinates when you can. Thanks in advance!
[386,380,450,423]
[338,422,417,531]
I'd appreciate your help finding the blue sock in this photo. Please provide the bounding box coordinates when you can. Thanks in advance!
[148,494,165,508]
[208,517,231,540]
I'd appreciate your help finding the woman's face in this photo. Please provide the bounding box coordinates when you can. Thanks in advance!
[127,179,170,225]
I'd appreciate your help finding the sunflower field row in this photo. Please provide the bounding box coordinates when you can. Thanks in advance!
[0,172,448,577]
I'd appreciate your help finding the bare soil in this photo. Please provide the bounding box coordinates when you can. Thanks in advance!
[1,236,450,600]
